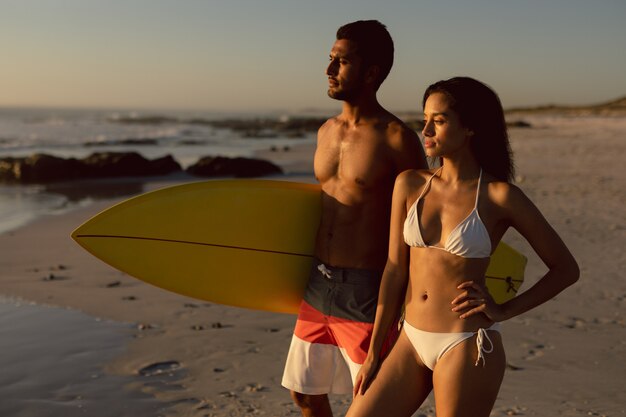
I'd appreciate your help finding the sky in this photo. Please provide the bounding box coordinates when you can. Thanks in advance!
[1,0,625,113]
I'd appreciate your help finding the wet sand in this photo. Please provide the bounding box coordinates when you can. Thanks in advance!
[0,297,165,417]
[0,114,624,416]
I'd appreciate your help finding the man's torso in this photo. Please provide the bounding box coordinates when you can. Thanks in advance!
[313,115,405,270]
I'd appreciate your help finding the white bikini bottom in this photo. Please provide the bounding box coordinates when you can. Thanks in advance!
[402,321,500,371]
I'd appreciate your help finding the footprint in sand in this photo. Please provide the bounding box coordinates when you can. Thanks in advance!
[138,360,181,377]
[195,399,216,411]
[245,383,266,393]
[564,316,587,329]
[211,322,234,328]
[503,405,528,415]
[523,343,552,360]
[42,273,69,281]
[506,362,524,371]
[190,322,233,330]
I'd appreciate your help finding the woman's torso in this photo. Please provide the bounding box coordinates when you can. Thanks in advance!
[401,168,507,332]
[403,249,492,332]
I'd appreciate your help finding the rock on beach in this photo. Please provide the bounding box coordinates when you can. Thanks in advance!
[0,152,181,183]
[0,152,284,183]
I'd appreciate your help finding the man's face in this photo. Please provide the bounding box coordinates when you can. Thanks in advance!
[325,39,365,101]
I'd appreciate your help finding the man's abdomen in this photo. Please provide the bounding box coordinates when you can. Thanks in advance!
[314,201,390,270]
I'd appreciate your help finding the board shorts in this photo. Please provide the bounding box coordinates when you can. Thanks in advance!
[281,258,399,395]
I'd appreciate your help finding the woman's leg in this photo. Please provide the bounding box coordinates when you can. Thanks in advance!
[432,330,506,417]
[346,330,433,417]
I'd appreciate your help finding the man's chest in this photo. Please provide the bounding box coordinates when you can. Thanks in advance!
[314,136,392,187]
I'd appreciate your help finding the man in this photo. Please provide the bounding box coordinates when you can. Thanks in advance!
[281,20,427,417]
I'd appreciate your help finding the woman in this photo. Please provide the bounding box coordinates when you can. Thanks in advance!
[346,77,579,417]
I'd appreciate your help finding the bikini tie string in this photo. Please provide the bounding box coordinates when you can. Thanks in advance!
[475,328,494,367]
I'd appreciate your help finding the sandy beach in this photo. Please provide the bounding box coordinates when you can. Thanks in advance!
[0,114,624,416]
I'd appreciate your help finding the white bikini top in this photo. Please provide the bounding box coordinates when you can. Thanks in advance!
[403,168,492,258]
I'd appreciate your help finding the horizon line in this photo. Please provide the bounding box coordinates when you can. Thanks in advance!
[1,94,624,116]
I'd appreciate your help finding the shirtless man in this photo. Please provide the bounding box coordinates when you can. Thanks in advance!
[281,20,427,417]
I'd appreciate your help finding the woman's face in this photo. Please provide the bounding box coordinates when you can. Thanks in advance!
[422,92,472,158]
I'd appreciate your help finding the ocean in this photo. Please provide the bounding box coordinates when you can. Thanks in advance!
[0,106,319,234]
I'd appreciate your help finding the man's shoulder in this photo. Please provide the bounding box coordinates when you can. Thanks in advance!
[383,117,421,151]
[378,112,427,171]
[373,109,415,137]
[323,113,347,126]
[317,116,342,135]
[385,117,419,138]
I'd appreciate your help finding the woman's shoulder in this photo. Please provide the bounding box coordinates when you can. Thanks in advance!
[394,168,437,200]
[398,167,438,181]
[482,174,530,208]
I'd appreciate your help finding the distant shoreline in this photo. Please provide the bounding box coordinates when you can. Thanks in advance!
[505,95,626,116]
[2,94,625,118]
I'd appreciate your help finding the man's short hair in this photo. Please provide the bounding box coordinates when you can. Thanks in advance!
[336,20,394,89]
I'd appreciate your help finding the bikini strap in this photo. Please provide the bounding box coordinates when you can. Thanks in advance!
[473,168,483,208]
[416,167,442,200]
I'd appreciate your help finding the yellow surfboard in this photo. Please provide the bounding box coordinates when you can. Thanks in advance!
[71,180,526,314]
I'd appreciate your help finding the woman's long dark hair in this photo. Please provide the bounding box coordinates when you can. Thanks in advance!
[423,77,515,182]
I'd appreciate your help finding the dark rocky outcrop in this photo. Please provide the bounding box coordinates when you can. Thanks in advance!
[79,152,180,178]
[506,120,532,128]
[206,117,326,139]
[187,156,283,178]
[109,116,179,125]
[0,152,181,183]
[84,138,159,147]
[108,115,326,138]
[0,154,83,183]
[0,152,282,183]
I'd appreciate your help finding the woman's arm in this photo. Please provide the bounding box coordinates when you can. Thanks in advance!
[353,171,413,396]
[453,183,579,321]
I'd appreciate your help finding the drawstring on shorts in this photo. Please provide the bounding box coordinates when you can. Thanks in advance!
[318,263,332,279]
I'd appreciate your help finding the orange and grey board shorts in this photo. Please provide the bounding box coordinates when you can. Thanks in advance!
[281,259,398,395]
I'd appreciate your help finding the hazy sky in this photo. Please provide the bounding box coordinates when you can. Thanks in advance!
[1,0,625,112]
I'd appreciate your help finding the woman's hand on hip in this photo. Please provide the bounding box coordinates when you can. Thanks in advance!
[451,280,507,322]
